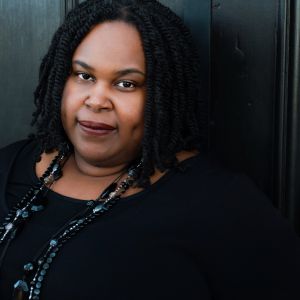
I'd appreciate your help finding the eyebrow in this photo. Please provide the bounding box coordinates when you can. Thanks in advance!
[73,60,145,77]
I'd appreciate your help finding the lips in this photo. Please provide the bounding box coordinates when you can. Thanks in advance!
[78,120,116,137]
[78,121,116,130]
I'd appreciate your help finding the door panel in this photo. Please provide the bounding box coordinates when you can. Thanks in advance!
[211,0,300,232]
[211,0,279,197]
[0,0,61,147]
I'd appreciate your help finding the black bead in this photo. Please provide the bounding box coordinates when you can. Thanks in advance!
[46,257,52,263]
[50,239,58,247]
[122,182,130,189]
[12,280,29,300]
[21,210,30,219]
[52,163,63,180]
[86,200,95,207]
[93,204,108,214]
[31,205,45,212]
[100,182,117,199]
[33,288,41,295]
[35,282,42,289]
[23,262,36,275]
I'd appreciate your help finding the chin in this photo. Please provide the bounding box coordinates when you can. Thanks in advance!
[77,147,112,164]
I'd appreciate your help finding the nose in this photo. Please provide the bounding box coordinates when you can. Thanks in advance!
[84,83,113,112]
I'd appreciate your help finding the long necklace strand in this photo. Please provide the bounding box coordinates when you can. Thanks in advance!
[0,149,142,300]
[0,149,69,268]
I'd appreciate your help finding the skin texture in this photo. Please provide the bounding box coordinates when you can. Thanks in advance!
[36,21,197,200]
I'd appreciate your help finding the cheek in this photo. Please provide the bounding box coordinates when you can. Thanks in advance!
[119,100,145,137]
[119,96,145,125]
[61,81,81,126]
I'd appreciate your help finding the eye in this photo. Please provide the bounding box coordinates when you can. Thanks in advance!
[115,80,136,90]
[76,72,94,82]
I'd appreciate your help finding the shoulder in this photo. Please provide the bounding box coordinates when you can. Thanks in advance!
[0,139,38,171]
[179,152,273,210]
[174,151,240,191]
[180,155,300,288]
[0,139,30,153]
[175,152,267,200]
[171,153,290,231]
[179,153,300,251]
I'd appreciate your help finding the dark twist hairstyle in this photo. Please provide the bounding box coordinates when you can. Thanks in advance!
[32,0,208,187]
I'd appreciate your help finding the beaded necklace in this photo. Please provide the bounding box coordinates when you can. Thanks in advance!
[0,147,142,300]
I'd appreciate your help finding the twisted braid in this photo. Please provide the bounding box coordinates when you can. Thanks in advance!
[31,0,207,186]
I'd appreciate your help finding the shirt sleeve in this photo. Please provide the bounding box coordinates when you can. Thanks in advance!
[188,173,300,300]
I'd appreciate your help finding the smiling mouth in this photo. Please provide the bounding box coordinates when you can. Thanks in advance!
[78,121,116,136]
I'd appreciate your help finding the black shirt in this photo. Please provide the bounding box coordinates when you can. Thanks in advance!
[0,139,300,300]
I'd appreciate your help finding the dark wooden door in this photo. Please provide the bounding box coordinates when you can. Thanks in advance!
[0,0,63,147]
[211,0,300,232]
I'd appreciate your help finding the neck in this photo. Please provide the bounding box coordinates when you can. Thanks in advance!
[69,152,129,179]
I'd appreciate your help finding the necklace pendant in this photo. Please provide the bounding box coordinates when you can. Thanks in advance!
[12,279,29,300]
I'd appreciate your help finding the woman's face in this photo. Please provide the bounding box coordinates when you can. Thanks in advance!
[61,21,146,167]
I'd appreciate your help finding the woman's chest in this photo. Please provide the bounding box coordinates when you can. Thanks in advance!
[0,196,210,300]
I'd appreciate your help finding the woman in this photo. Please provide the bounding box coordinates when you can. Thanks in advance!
[0,0,300,299]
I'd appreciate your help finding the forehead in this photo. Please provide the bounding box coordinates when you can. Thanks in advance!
[72,21,145,71]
